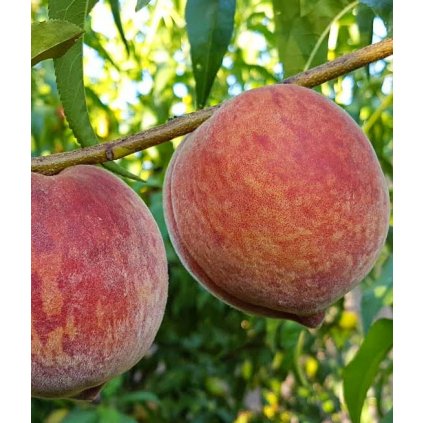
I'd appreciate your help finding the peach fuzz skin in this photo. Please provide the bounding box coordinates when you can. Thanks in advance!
[32,165,168,400]
[163,84,390,328]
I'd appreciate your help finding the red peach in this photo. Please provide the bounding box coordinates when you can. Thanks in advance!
[32,165,168,399]
[163,84,389,328]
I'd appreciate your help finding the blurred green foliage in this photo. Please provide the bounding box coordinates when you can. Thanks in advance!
[31,0,393,421]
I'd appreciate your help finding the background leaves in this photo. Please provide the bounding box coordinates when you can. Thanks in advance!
[360,0,393,35]
[272,0,353,77]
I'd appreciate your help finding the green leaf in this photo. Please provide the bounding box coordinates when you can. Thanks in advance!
[361,255,393,333]
[97,406,137,423]
[101,162,146,182]
[107,0,130,55]
[356,3,375,77]
[88,0,100,15]
[62,409,98,423]
[343,318,393,423]
[185,0,236,108]
[381,408,393,423]
[49,0,142,181]
[272,0,352,77]
[31,20,84,66]
[136,0,152,11]
[360,0,392,35]
[49,0,99,147]
[118,390,160,404]
[356,3,375,48]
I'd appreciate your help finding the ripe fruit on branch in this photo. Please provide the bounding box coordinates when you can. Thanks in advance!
[32,165,168,400]
[163,84,390,328]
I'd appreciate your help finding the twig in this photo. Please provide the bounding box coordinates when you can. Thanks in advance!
[31,38,393,175]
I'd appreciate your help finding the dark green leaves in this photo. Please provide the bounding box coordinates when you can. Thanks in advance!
[118,390,160,404]
[136,0,152,11]
[186,0,236,108]
[272,0,352,77]
[31,20,84,66]
[343,318,393,423]
[381,408,393,423]
[62,409,97,423]
[360,0,392,35]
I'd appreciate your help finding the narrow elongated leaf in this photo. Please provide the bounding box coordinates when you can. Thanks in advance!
[84,29,121,70]
[49,0,99,147]
[272,0,352,77]
[31,20,83,66]
[49,0,142,181]
[343,318,393,423]
[186,0,236,108]
[136,0,152,11]
[361,255,393,333]
[108,0,130,55]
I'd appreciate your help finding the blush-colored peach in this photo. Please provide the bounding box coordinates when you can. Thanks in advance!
[32,165,168,399]
[163,84,389,328]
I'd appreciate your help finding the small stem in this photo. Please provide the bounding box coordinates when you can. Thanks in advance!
[31,38,393,175]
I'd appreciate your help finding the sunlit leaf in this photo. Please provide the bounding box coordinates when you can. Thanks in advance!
[343,318,393,423]
[272,0,352,76]
[136,0,152,11]
[186,0,236,108]
[31,20,83,66]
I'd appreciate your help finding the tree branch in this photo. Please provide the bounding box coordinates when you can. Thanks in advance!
[31,38,393,175]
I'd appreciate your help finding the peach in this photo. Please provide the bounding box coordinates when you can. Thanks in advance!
[32,165,168,399]
[163,84,389,328]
